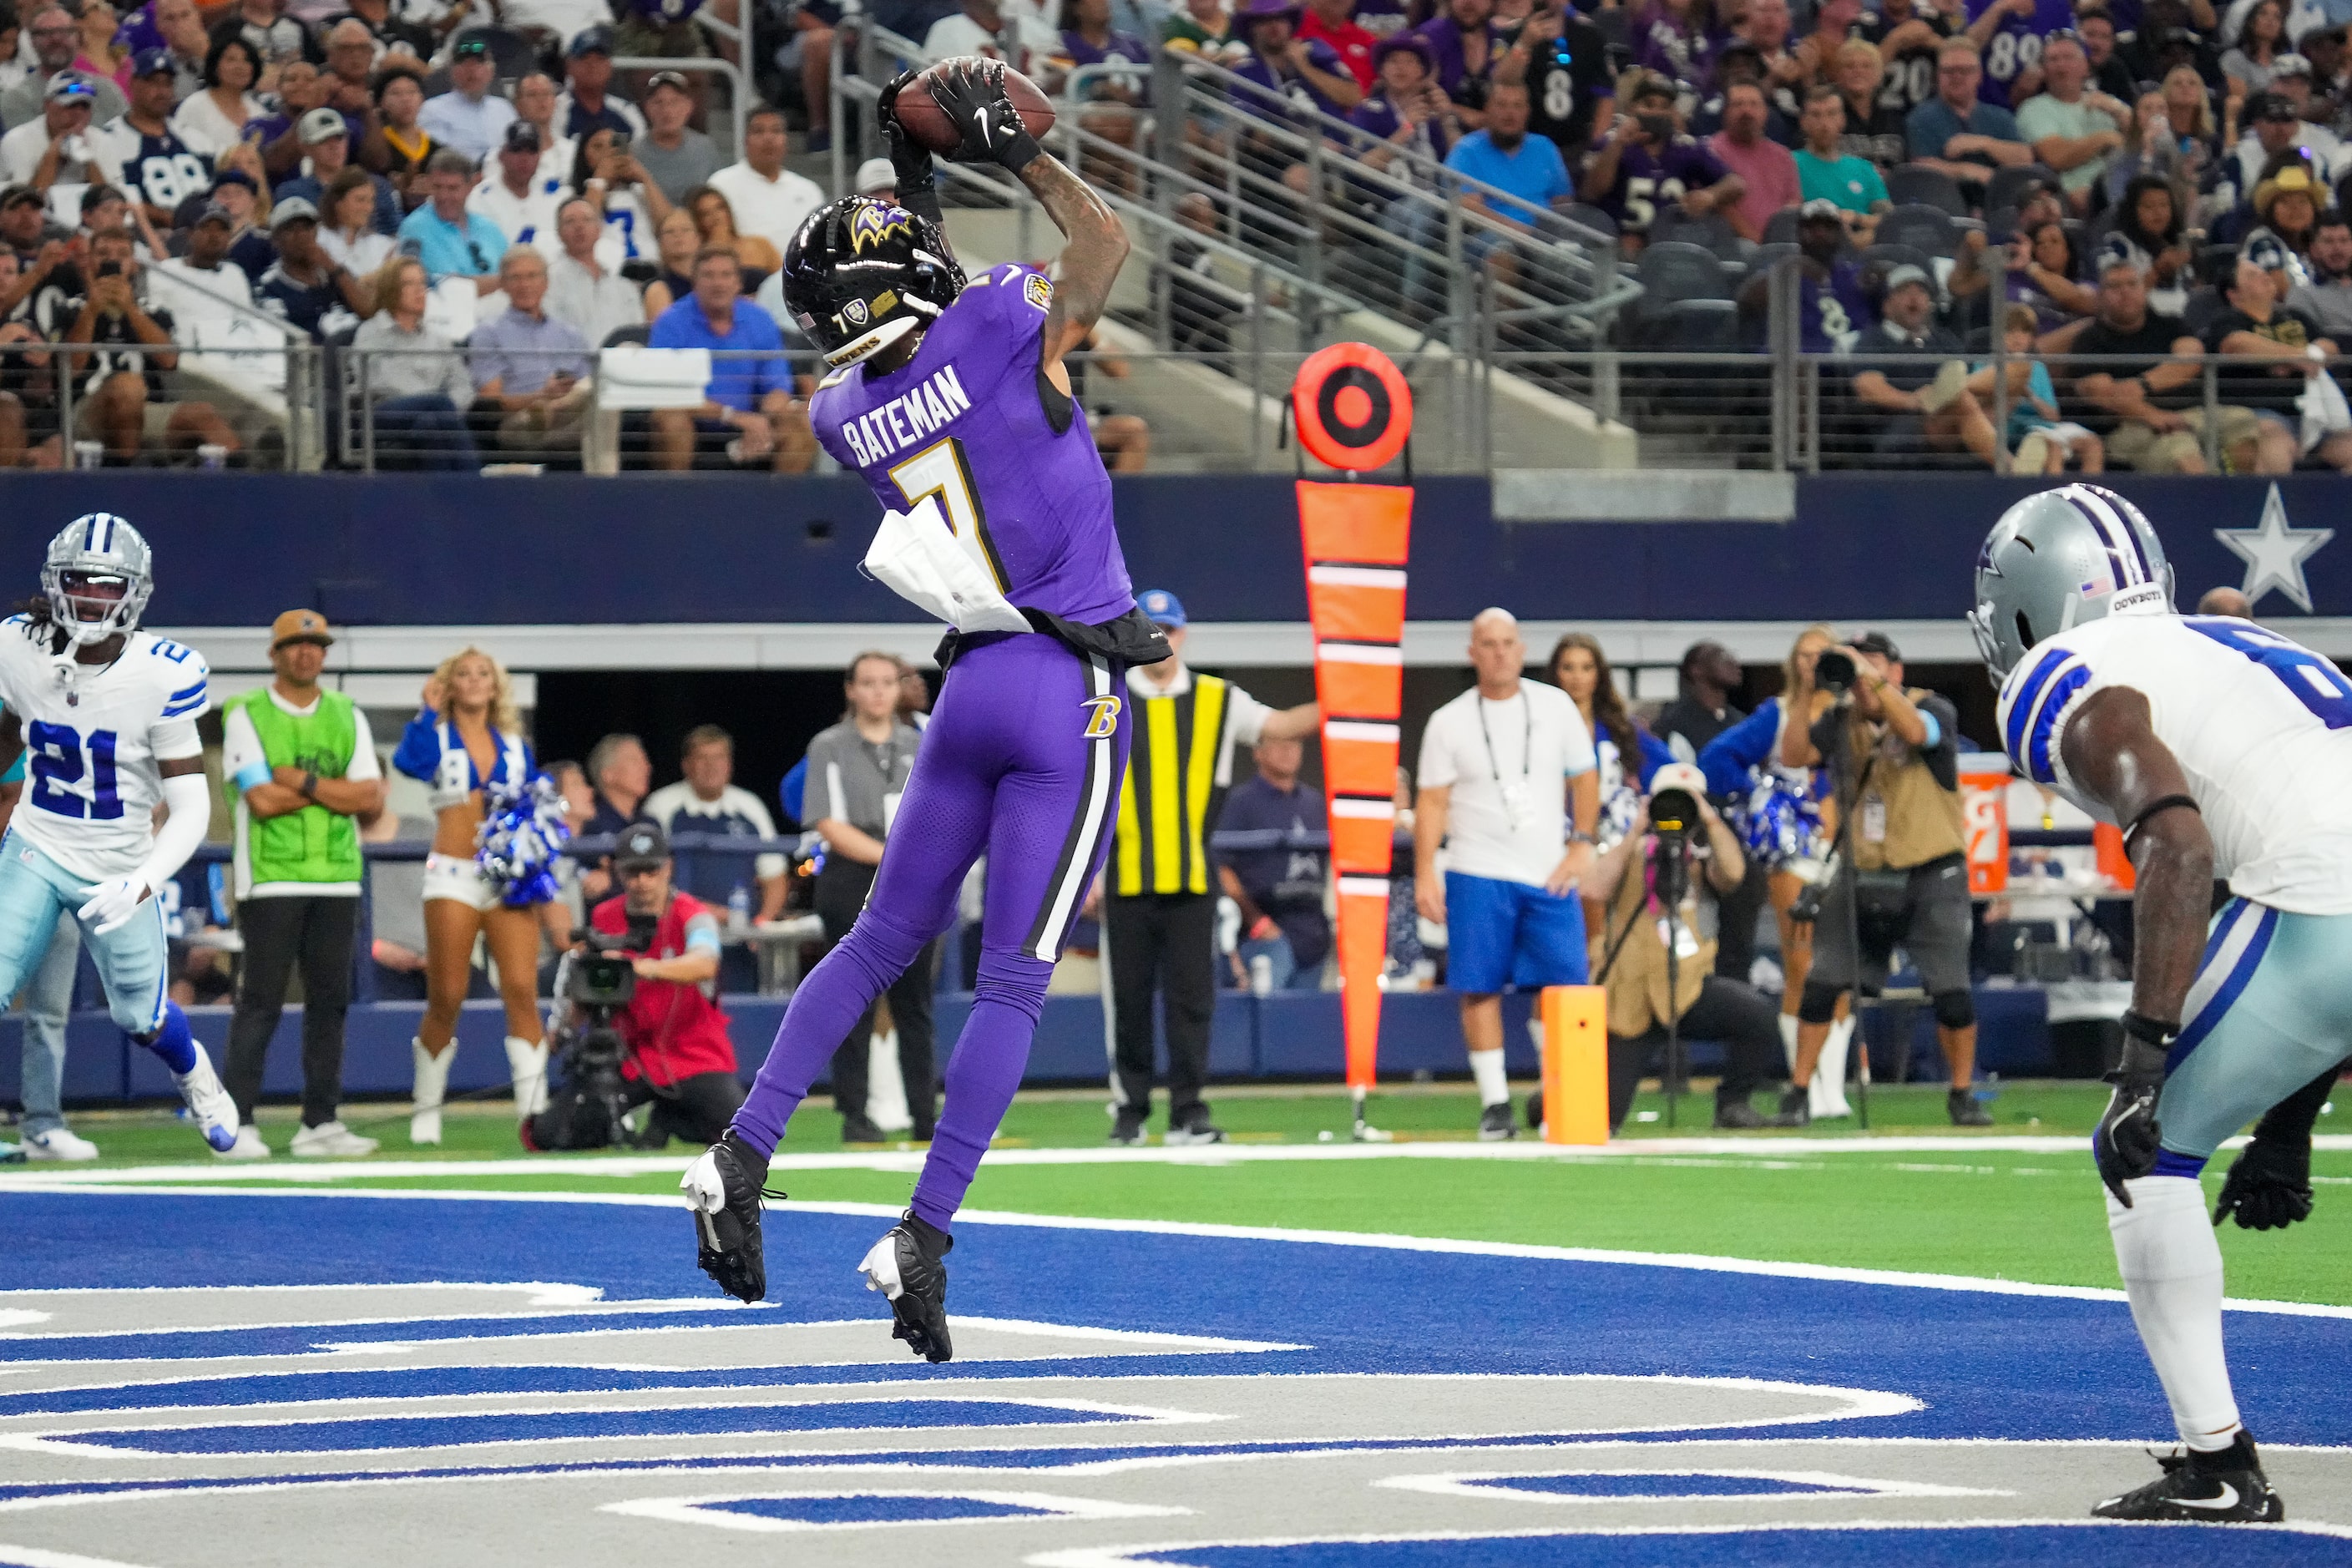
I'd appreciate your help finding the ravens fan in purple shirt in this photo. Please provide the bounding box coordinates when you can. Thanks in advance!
[682,61,1170,1363]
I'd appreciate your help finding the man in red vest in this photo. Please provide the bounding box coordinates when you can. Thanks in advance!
[533,822,745,1149]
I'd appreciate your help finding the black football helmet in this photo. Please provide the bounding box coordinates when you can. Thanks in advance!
[780,195,965,369]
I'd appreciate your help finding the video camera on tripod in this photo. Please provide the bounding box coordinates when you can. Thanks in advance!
[527,914,660,1151]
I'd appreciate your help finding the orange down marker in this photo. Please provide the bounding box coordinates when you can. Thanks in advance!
[1292,345,1414,1110]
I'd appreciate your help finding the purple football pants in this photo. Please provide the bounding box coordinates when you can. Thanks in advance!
[731,631,1129,1232]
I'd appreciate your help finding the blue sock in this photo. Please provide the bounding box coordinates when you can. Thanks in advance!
[138,1001,198,1075]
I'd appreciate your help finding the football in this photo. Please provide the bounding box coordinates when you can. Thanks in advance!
[892,57,1058,157]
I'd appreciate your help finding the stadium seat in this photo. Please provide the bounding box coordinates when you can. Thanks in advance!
[1879,204,1962,258]
[1562,202,1620,240]
[1647,208,1744,259]
[1633,241,1733,320]
[1885,164,1969,216]
[1984,164,2061,229]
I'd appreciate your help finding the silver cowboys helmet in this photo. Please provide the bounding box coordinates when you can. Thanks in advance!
[43,513,154,647]
[1968,483,2173,680]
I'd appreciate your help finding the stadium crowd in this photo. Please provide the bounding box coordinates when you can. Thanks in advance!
[5,0,2352,472]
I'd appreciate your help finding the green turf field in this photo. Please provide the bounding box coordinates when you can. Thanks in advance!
[13,1080,2351,1308]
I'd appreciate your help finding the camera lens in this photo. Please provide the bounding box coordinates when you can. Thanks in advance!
[1815,650,1855,693]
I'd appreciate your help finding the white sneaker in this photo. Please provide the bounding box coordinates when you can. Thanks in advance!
[290,1120,378,1158]
[23,1126,99,1161]
[174,1054,240,1153]
[215,1125,271,1161]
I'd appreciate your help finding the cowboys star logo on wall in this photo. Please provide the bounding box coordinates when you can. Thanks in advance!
[2214,483,2334,613]
[845,201,914,253]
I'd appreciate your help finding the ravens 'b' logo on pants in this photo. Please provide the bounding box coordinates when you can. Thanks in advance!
[1080,694,1123,739]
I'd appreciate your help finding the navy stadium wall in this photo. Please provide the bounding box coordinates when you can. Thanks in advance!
[2,473,2346,625]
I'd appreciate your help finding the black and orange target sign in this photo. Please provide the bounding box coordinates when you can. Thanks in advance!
[1292,343,1413,473]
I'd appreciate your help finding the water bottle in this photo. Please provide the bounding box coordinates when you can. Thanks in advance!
[728,884,751,930]
[1248,953,1273,996]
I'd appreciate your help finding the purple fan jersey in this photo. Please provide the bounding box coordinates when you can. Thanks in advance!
[812,260,1136,629]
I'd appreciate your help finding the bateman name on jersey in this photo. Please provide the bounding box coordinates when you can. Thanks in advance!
[834,365,975,468]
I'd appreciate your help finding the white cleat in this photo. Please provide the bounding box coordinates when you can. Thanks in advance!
[291,1120,378,1158]
[23,1126,99,1161]
[411,1038,451,1146]
[174,1054,240,1153]
[215,1125,271,1161]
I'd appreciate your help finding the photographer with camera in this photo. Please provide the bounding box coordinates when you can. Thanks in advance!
[1584,764,1790,1131]
[525,822,745,1151]
[1779,631,1991,1127]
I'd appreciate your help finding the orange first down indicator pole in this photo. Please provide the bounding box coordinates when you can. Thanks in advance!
[1291,344,1414,1123]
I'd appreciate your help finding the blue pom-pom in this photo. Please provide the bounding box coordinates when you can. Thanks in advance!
[475,773,573,907]
[1734,771,1824,868]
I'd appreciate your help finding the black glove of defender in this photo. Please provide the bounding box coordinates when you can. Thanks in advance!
[2213,1061,2339,1229]
[2095,1017,2172,1207]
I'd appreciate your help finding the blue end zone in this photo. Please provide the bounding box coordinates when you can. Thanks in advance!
[1463,1474,1861,1499]
[1129,1525,2348,1568]
[58,1401,1141,1456]
[3,1191,2349,1450]
[701,1495,1058,1525]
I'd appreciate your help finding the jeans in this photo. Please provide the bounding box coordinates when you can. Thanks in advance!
[372,392,479,472]
[16,919,80,1137]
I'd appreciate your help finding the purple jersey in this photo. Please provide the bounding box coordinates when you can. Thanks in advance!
[1592,136,1727,229]
[812,262,1135,628]
[1799,260,1874,354]
[1964,0,2073,105]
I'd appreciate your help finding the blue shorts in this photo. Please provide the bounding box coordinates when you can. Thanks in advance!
[1444,870,1588,996]
[0,831,169,1034]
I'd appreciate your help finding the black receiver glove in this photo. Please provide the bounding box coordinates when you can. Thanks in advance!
[2096,1016,2172,1207]
[2213,1061,2340,1230]
[875,69,947,230]
[927,59,1043,173]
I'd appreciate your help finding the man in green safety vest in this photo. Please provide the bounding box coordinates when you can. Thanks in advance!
[216,609,387,1159]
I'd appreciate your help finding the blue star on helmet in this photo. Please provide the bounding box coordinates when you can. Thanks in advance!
[846,200,915,253]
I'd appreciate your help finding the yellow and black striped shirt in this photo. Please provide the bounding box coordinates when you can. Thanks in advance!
[1112,673,1230,897]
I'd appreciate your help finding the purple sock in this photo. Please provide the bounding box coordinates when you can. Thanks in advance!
[731,903,930,1156]
[910,948,1051,1233]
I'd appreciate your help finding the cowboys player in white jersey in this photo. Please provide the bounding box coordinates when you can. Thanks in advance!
[1975,482,2352,1523]
[0,515,237,1152]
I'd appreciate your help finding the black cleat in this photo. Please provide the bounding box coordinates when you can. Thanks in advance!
[841,1112,888,1144]
[1109,1107,1146,1146]
[1778,1087,1811,1127]
[1477,1103,1517,1141]
[859,1209,954,1363]
[680,1132,779,1303]
[1714,1099,1772,1130]
[1949,1085,1995,1126]
[2092,1431,2285,1522]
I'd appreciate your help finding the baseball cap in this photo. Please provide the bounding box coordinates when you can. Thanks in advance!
[0,184,42,210]
[567,23,613,56]
[211,167,258,195]
[267,195,320,231]
[270,609,334,649]
[853,155,895,195]
[1850,630,1902,661]
[1137,589,1187,628]
[1883,263,1933,295]
[129,46,175,78]
[613,821,668,870]
[2272,51,2313,78]
[298,106,348,144]
[645,68,690,96]
[2243,230,2290,272]
[78,184,123,212]
[1798,197,1844,222]
[452,33,490,58]
[1647,761,1709,800]
[503,119,542,153]
[45,75,96,104]
[193,202,233,228]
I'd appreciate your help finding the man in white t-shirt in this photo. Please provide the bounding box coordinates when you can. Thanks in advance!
[1414,607,1600,1140]
[706,105,824,260]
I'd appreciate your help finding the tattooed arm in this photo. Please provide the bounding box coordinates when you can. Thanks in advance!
[1019,151,1128,372]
